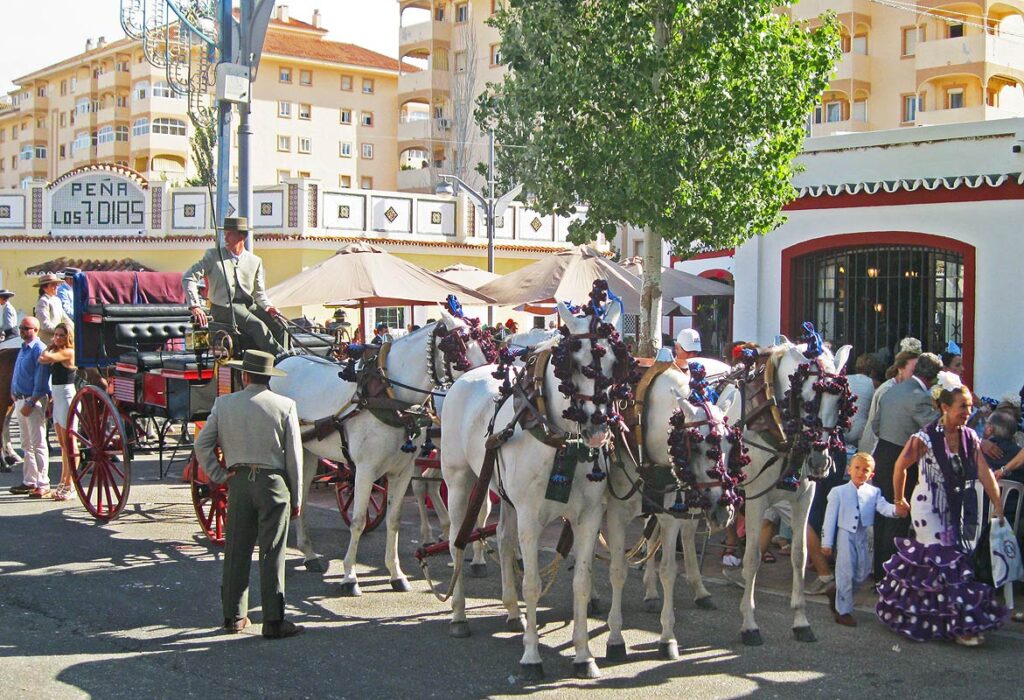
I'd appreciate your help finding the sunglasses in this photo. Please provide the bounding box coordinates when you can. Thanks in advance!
[18,326,37,331]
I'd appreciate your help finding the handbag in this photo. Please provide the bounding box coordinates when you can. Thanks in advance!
[989,517,1024,588]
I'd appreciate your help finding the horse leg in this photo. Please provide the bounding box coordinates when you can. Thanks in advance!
[445,466,473,638]
[497,501,523,631]
[429,470,451,542]
[2,405,19,466]
[469,494,491,578]
[570,508,602,679]
[383,462,415,591]
[681,518,714,608]
[642,522,662,612]
[412,470,433,544]
[294,451,325,572]
[657,516,682,660]
[517,512,545,679]
[790,486,816,642]
[604,498,631,663]
[740,495,767,645]
[339,466,375,597]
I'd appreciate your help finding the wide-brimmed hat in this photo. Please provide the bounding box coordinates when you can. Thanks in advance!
[34,273,64,287]
[63,267,81,278]
[226,349,287,377]
[222,216,250,234]
[0,288,14,298]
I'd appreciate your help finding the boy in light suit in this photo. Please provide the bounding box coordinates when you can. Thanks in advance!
[822,453,909,626]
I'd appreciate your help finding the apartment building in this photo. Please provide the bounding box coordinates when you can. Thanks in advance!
[0,6,402,190]
[397,0,506,193]
[790,0,1024,137]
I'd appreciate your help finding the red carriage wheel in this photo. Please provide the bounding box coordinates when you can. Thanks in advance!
[66,386,131,521]
[188,450,228,545]
[328,459,388,532]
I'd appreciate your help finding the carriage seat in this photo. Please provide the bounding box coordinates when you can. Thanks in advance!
[117,350,167,372]
[162,354,207,374]
[289,331,335,357]
[86,303,192,350]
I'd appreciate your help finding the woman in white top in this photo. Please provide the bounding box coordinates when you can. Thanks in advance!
[33,273,68,345]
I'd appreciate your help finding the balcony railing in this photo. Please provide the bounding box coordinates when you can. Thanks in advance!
[807,119,873,138]
[97,70,131,91]
[399,20,452,48]
[398,70,450,96]
[789,0,871,21]
[398,118,433,144]
[833,52,871,83]
[917,33,1024,74]
[915,104,1017,126]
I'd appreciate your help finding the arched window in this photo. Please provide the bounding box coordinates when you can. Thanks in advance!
[152,81,180,99]
[71,131,90,153]
[151,118,186,136]
[97,125,115,144]
[134,80,149,100]
[132,118,150,136]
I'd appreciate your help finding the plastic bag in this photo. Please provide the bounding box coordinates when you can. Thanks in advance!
[990,518,1024,588]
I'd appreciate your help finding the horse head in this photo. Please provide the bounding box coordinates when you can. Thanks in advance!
[774,338,854,480]
[435,306,498,375]
[551,293,632,449]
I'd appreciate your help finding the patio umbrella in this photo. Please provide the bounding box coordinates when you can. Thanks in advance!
[435,263,501,289]
[475,246,652,314]
[266,242,496,308]
[620,257,734,298]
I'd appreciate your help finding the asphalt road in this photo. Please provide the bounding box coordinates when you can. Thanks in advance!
[1,452,1022,699]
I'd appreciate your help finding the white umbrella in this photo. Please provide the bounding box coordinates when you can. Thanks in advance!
[621,257,734,298]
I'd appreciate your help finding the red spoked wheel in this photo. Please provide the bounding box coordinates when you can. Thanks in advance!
[66,386,131,521]
[322,459,387,532]
[188,450,228,545]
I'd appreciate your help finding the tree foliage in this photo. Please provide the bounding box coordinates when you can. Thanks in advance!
[184,107,217,188]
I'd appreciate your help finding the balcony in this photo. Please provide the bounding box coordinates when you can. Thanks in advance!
[397,167,433,192]
[789,0,871,21]
[17,158,48,178]
[96,139,130,160]
[131,94,189,117]
[916,33,1024,77]
[130,131,188,156]
[96,105,130,124]
[30,124,48,142]
[72,146,96,165]
[97,70,131,92]
[21,92,49,113]
[808,119,873,138]
[398,70,450,100]
[397,116,433,145]
[400,20,452,51]
[915,104,1018,127]
[834,52,871,83]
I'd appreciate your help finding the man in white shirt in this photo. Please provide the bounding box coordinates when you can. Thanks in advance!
[0,289,17,340]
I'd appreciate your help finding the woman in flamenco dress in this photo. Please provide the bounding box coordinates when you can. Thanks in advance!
[876,372,1018,646]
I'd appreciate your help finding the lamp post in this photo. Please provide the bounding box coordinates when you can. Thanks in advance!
[436,128,521,326]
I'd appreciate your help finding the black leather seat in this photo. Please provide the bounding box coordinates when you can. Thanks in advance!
[117,351,166,372]
[162,354,205,373]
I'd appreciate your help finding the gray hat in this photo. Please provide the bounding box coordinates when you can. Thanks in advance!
[222,216,250,233]
[0,288,14,298]
[225,349,287,377]
[34,273,64,287]
[63,267,81,278]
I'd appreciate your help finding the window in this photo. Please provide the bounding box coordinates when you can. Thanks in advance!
[947,88,964,109]
[277,135,291,151]
[131,118,149,136]
[278,100,292,118]
[299,69,312,86]
[9,156,15,169]
[117,60,130,72]
[36,86,45,97]
[298,103,311,120]
[298,137,311,154]
[59,144,65,159]
[152,118,186,135]
[852,99,867,123]
[298,170,311,178]
[20,144,32,161]
[36,117,45,129]
[117,94,128,107]
[901,26,924,57]
[361,143,374,159]
[340,75,353,91]
[490,44,502,66]
[339,141,353,157]
[279,66,292,83]
[360,176,373,189]
[362,78,375,94]
[825,102,843,122]
[277,169,290,182]
[435,6,445,21]
[0,160,4,172]
[375,307,404,330]
[901,94,921,123]
[152,81,176,98]
[851,34,867,56]
[115,125,128,141]
[97,125,115,144]
[59,112,66,128]
[71,130,90,152]
[454,51,467,73]
[10,126,16,138]
[134,80,149,100]
[434,105,444,119]
[456,2,468,22]
[339,174,352,187]
[75,98,93,115]
[34,145,46,159]
[948,23,964,39]
[70,77,77,92]
[91,130,98,147]
[361,111,374,127]
[340,108,352,124]
[60,80,67,96]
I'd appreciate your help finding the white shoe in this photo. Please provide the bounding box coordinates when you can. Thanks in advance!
[805,575,835,595]
[721,554,742,567]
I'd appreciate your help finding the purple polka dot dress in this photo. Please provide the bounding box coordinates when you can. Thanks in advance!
[875,430,1007,641]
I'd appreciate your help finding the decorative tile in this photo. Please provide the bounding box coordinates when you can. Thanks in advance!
[183,204,196,218]
[151,188,162,229]
[430,211,442,225]
[530,217,543,232]
[307,184,318,227]
[288,183,299,227]
[384,206,399,223]
[338,205,350,219]
[0,205,9,219]
[32,188,43,229]
[260,202,273,216]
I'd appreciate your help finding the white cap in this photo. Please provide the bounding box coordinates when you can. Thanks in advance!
[675,328,701,352]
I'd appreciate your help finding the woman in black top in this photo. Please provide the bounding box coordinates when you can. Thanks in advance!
[39,322,75,500]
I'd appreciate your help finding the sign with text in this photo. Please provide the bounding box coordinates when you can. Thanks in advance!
[50,172,146,234]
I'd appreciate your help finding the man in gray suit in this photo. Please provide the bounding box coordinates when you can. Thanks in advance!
[870,351,942,579]
[195,350,304,639]
[183,216,286,355]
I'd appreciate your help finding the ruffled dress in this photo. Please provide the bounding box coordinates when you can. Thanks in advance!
[875,429,1007,641]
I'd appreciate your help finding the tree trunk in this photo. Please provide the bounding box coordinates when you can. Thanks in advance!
[638,226,663,358]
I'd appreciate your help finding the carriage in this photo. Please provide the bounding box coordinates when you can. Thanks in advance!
[62,269,387,541]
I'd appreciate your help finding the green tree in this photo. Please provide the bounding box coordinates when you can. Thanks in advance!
[479,0,840,356]
[184,107,217,188]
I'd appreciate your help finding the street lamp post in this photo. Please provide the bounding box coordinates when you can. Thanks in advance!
[436,128,521,326]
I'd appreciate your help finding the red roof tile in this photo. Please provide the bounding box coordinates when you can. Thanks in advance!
[263,32,408,73]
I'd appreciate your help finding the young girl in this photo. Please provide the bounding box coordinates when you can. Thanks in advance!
[38,322,76,500]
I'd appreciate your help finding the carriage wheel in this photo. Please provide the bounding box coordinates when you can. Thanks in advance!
[66,386,131,521]
[188,450,228,545]
[328,460,387,532]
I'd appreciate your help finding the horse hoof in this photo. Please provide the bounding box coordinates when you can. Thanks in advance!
[643,597,661,613]
[303,558,326,573]
[658,640,680,661]
[520,662,544,681]
[449,621,471,638]
[506,616,525,633]
[573,660,601,679]
[741,629,764,646]
[338,581,362,597]
[587,597,603,617]
[605,643,627,664]
[390,578,412,592]
[468,563,488,578]
[694,596,716,610]
[793,626,816,643]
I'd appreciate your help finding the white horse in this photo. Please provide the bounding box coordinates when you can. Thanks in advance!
[441,301,623,679]
[272,309,494,595]
[719,340,852,645]
[603,366,740,661]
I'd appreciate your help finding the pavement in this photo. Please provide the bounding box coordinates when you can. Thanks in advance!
[1,448,1023,699]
